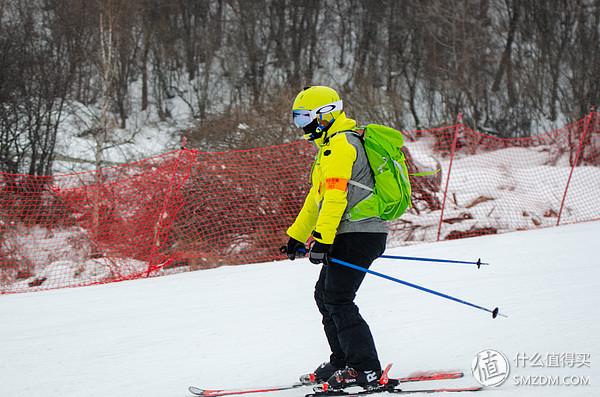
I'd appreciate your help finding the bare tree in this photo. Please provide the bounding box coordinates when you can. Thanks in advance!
[3,0,600,163]
[0,0,72,175]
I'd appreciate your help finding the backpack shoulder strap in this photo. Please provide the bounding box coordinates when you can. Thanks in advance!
[341,129,373,192]
[329,129,362,138]
[323,129,361,145]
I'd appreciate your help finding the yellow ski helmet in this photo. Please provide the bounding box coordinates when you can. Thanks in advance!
[292,86,343,141]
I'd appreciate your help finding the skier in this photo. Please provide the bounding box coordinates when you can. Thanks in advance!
[284,86,388,390]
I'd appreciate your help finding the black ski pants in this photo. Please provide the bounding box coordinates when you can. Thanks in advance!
[314,232,387,372]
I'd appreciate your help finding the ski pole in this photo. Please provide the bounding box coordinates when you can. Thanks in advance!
[328,257,506,319]
[380,254,489,268]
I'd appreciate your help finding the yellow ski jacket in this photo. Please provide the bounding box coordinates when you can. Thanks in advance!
[287,113,386,245]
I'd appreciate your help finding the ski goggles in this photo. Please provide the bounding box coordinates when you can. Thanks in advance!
[292,100,343,128]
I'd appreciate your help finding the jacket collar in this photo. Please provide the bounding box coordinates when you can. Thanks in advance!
[314,112,357,147]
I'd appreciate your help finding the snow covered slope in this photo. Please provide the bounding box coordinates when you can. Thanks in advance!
[1,222,599,397]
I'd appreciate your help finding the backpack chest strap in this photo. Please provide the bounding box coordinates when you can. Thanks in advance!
[348,179,373,192]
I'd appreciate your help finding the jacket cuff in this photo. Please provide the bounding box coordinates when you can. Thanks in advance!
[286,224,309,243]
[311,230,334,245]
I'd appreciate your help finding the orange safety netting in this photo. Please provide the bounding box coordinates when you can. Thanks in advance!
[1,112,598,293]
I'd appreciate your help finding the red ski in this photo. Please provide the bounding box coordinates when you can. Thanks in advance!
[305,386,482,396]
[391,387,483,394]
[189,383,305,397]
[189,367,475,397]
[396,370,464,383]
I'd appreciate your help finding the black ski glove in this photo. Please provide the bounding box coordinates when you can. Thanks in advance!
[283,237,306,260]
[309,241,331,265]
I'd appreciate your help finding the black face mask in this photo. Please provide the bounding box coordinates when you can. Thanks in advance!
[303,119,321,141]
[303,118,330,141]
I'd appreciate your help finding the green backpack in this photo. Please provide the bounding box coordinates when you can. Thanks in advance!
[346,124,414,221]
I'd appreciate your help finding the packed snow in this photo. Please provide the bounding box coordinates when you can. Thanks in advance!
[1,221,599,397]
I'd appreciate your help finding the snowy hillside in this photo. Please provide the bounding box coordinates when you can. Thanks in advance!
[1,221,599,397]
[397,140,600,243]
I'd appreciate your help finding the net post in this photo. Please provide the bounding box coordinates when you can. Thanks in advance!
[437,113,462,241]
[557,110,593,226]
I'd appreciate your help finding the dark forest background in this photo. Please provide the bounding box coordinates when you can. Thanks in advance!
[1,0,599,175]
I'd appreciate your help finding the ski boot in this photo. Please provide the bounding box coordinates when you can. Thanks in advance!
[325,367,383,391]
[300,362,343,385]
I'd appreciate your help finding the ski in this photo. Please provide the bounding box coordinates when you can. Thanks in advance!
[395,370,464,383]
[391,387,483,394]
[189,368,467,397]
[309,365,481,397]
[189,383,305,396]
[305,386,483,396]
